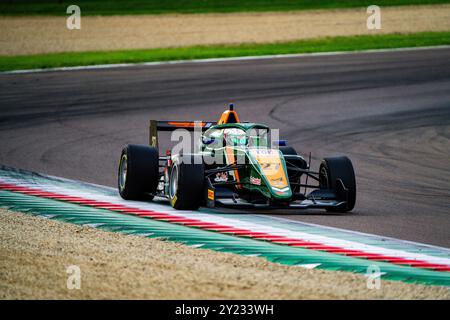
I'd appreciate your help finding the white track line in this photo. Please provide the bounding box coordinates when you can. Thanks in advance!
[263,214,450,253]
[4,45,450,75]
[1,174,450,266]
[33,173,450,254]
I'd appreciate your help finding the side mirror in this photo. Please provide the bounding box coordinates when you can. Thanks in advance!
[202,137,216,145]
[274,140,287,146]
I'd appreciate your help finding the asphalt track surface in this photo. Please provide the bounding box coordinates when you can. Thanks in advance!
[0,48,449,247]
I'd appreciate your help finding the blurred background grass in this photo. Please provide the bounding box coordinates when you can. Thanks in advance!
[1,0,450,15]
[2,1,449,70]
[2,32,449,71]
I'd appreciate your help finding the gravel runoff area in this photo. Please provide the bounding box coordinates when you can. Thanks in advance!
[0,208,449,299]
[1,5,450,56]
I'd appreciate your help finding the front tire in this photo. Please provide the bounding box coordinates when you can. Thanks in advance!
[118,144,159,200]
[319,156,356,212]
[169,155,205,210]
[279,146,308,170]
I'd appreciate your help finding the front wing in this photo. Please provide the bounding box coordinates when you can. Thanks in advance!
[204,178,350,211]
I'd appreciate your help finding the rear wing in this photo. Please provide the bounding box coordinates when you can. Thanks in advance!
[149,120,216,148]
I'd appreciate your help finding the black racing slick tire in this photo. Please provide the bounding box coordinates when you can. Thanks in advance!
[279,146,297,156]
[319,156,356,212]
[118,144,159,200]
[280,146,308,170]
[169,155,204,210]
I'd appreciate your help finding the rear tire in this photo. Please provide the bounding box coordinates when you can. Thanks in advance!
[118,144,159,200]
[319,156,356,212]
[169,155,205,210]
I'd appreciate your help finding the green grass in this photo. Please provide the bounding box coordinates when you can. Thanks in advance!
[1,32,450,72]
[1,0,450,15]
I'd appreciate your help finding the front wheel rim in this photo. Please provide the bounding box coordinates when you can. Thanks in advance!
[119,154,127,191]
[169,165,178,198]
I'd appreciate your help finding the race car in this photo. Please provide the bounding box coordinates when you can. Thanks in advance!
[118,104,356,212]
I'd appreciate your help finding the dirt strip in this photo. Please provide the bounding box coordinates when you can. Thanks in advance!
[1,5,450,56]
[0,208,448,299]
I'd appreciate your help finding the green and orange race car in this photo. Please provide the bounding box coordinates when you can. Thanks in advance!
[118,105,356,212]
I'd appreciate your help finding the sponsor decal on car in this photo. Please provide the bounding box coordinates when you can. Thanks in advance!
[250,149,289,190]
[250,176,261,185]
[207,189,215,201]
[251,148,276,155]
[170,195,177,206]
[270,177,286,188]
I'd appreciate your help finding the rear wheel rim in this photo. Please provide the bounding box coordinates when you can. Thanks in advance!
[319,165,329,189]
[119,154,127,191]
[169,165,178,198]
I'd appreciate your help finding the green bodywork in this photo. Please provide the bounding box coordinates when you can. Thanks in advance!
[201,123,292,200]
